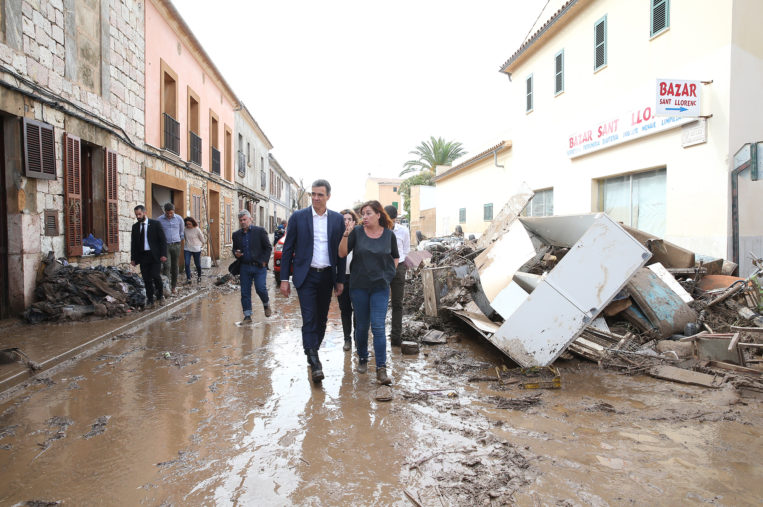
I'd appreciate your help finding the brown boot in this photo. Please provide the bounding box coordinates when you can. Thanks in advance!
[376,366,391,385]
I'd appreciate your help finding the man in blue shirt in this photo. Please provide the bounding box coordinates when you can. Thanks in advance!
[157,202,185,294]
[232,209,272,323]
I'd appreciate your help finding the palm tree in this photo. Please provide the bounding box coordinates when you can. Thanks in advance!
[399,136,466,176]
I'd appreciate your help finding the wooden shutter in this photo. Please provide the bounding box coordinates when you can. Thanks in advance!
[23,118,56,179]
[63,133,83,256]
[105,149,119,253]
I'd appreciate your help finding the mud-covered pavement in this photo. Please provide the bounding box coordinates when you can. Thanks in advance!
[0,277,761,505]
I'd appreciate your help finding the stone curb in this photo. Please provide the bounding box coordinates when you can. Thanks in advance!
[0,288,210,398]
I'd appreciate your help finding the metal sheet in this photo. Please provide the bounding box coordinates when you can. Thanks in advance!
[474,221,536,305]
[491,281,529,319]
[647,262,693,303]
[486,214,651,367]
[492,281,588,367]
[519,214,599,248]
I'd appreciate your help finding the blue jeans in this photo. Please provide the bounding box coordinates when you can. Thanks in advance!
[184,250,202,280]
[240,263,269,317]
[350,287,390,367]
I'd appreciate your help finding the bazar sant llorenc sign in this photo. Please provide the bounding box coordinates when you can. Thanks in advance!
[566,79,701,158]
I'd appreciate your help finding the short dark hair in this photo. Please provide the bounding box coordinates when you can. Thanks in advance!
[134,205,146,212]
[184,216,198,227]
[360,200,393,229]
[311,179,331,195]
[384,205,398,219]
[163,202,175,211]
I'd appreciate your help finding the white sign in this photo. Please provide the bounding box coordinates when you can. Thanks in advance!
[681,118,707,148]
[655,79,701,117]
[567,104,693,158]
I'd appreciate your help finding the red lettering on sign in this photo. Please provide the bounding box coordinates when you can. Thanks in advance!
[631,107,652,125]
[659,81,698,97]
[597,119,619,138]
[569,130,593,148]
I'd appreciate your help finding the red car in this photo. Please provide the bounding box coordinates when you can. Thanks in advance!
[273,234,292,284]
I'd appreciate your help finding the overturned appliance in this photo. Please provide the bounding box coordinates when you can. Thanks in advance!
[467,213,652,367]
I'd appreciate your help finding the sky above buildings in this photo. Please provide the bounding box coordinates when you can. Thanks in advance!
[174,0,556,208]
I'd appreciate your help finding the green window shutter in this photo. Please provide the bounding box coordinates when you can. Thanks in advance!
[526,74,533,112]
[554,50,564,95]
[484,203,493,221]
[651,0,669,36]
[459,208,466,223]
[594,15,607,70]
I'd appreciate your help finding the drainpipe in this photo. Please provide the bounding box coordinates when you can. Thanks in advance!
[494,150,504,169]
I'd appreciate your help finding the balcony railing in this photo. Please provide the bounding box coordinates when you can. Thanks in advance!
[189,131,202,166]
[163,113,180,155]
[237,151,246,177]
[211,146,221,175]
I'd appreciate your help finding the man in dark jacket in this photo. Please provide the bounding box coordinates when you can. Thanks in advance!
[131,205,168,309]
[280,179,346,383]
[232,209,272,323]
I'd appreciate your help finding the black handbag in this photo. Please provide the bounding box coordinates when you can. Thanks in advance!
[228,259,241,276]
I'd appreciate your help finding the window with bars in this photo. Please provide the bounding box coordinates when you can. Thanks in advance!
[459,208,466,224]
[650,0,669,37]
[524,189,554,218]
[483,203,493,221]
[594,15,607,71]
[525,74,533,112]
[554,50,564,95]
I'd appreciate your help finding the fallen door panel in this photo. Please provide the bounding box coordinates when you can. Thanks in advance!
[492,281,587,367]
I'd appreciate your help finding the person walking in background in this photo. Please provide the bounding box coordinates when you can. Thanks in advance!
[384,205,410,346]
[233,210,272,323]
[130,205,168,309]
[273,219,286,246]
[339,200,399,385]
[183,217,205,285]
[337,209,360,352]
[280,179,346,384]
[157,202,184,295]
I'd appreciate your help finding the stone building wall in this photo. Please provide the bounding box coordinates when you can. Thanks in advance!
[0,0,147,313]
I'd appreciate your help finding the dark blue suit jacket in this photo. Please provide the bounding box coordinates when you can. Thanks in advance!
[280,207,346,289]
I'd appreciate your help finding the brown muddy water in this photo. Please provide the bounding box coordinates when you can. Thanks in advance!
[0,279,761,505]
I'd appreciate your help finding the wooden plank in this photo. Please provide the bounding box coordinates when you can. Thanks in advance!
[421,268,438,317]
[706,361,762,375]
[730,326,763,334]
[649,365,722,388]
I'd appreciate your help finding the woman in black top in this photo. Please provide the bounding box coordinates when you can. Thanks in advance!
[339,200,399,385]
[337,209,359,352]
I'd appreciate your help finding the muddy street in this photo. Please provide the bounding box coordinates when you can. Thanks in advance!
[0,278,761,505]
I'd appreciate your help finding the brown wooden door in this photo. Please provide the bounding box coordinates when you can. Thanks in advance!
[209,190,220,260]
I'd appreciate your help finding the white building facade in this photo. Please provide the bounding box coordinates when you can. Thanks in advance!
[499,0,763,275]
[234,105,272,228]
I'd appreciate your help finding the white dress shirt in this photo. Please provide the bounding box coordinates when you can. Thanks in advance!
[141,220,150,251]
[311,206,331,268]
[393,223,411,263]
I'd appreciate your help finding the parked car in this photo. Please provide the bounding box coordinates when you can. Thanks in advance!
[273,234,292,284]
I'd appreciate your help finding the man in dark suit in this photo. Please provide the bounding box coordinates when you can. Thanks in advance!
[232,209,272,323]
[131,204,168,309]
[280,179,346,383]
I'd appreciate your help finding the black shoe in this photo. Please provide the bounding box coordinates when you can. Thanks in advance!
[377,366,392,385]
[343,339,351,351]
[306,349,324,383]
[357,360,368,374]
[243,316,252,323]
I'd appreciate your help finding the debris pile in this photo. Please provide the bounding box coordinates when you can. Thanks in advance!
[24,253,146,323]
[403,193,763,396]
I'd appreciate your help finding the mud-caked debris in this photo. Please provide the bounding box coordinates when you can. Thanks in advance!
[82,416,111,439]
[484,393,542,410]
[24,258,147,323]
